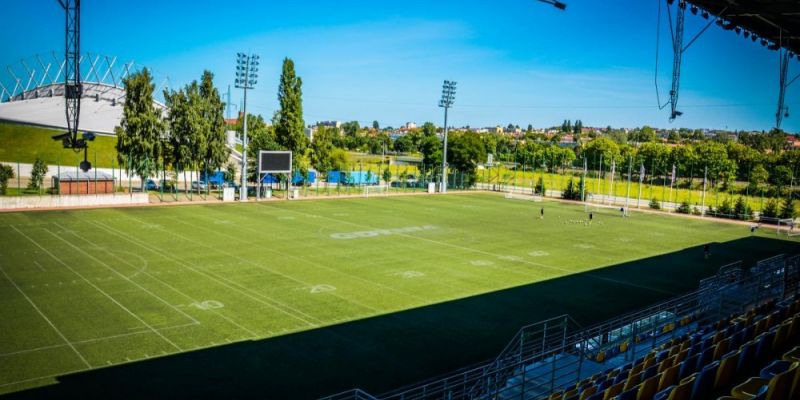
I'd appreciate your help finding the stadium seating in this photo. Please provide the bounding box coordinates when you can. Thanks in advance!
[533,297,800,400]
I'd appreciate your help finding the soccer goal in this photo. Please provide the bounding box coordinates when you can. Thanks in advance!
[364,185,389,198]
[504,192,542,202]
[777,219,800,236]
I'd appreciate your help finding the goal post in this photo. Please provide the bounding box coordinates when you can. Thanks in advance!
[777,219,800,236]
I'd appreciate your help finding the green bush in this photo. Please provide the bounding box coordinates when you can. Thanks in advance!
[535,176,546,195]
[761,198,779,219]
[676,200,691,214]
[0,163,14,195]
[649,198,661,210]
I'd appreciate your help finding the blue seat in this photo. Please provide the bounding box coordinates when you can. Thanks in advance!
[759,360,793,379]
[596,379,610,392]
[689,360,719,400]
[652,385,673,400]
[585,392,604,400]
[613,369,629,385]
[737,340,757,376]
[695,347,714,371]
[641,365,657,381]
[754,331,776,362]
[679,354,700,380]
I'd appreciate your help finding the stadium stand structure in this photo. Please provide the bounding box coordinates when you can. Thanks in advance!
[0,53,167,134]
[321,254,800,400]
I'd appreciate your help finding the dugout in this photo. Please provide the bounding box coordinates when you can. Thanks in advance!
[53,171,116,194]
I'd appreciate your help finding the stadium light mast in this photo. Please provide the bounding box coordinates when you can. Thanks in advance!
[235,52,259,201]
[439,80,456,193]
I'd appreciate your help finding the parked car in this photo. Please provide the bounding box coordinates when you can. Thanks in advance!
[144,179,159,191]
[191,181,208,191]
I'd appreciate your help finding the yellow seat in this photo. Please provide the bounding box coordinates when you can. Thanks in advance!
[624,372,642,392]
[659,364,680,392]
[715,350,740,391]
[637,375,659,400]
[578,385,596,400]
[714,339,731,361]
[668,375,694,400]
[659,355,676,373]
[783,346,800,363]
[675,348,688,364]
[731,363,797,400]
[603,382,624,400]
[562,387,578,399]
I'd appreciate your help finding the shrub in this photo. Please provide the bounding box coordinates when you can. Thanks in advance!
[761,198,779,219]
[780,197,796,219]
[0,163,14,195]
[535,176,546,195]
[676,200,691,214]
[649,198,661,210]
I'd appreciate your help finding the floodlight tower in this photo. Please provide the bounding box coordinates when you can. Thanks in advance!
[235,52,259,201]
[439,80,456,193]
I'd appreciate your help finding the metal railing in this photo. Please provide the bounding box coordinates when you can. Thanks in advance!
[318,254,798,400]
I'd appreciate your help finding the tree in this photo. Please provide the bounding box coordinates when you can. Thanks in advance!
[382,168,391,184]
[447,132,487,186]
[330,148,349,172]
[761,198,779,219]
[245,116,281,182]
[716,198,734,218]
[694,141,736,187]
[342,121,360,138]
[28,157,48,191]
[676,200,691,214]
[419,134,442,170]
[372,120,380,130]
[274,58,308,169]
[573,120,583,135]
[0,163,14,195]
[535,176,546,195]
[562,178,576,200]
[394,134,416,153]
[116,69,166,184]
[649,198,661,210]
[198,70,229,174]
[310,126,336,174]
[527,124,533,133]
[733,197,751,220]
[749,164,769,192]
[421,122,437,137]
[780,197,796,219]
[582,137,620,171]
[164,81,204,193]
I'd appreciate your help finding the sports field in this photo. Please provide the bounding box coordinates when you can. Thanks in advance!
[0,193,798,399]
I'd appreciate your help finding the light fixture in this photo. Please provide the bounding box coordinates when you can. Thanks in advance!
[690,5,698,15]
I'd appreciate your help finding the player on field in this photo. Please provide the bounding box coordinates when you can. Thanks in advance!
[540,207,544,219]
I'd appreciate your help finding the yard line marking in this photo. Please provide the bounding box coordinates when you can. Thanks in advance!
[159,215,382,313]
[11,225,182,352]
[53,222,201,326]
[185,208,446,301]
[87,220,307,332]
[32,260,46,272]
[0,265,91,368]
[261,202,677,296]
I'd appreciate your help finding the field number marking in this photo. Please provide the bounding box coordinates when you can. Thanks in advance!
[330,225,436,240]
[189,300,224,310]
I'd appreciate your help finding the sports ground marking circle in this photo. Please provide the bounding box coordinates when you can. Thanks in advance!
[499,255,523,262]
[471,260,494,267]
[574,243,595,249]
[618,237,633,243]
[529,251,550,257]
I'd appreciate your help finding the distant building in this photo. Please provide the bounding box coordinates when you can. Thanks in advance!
[317,120,342,129]
[404,122,417,130]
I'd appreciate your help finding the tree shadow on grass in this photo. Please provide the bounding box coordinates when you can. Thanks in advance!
[3,236,797,400]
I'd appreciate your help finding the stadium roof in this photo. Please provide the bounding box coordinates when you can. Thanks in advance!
[689,0,800,55]
[0,53,167,134]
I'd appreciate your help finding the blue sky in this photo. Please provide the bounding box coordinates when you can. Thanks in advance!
[1,0,798,132]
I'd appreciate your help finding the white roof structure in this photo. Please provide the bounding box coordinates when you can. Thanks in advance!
[0,53,167,135]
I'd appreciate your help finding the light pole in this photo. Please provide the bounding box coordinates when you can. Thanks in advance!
[439,80,456,193]
[235,52,259,201]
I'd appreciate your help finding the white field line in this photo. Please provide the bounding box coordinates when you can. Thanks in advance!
[82,221,259,338]
[31,260,46,272]
[157,215,382,314]
[0,265,91,368]
[0,321,198,358]
[11,225,182,352]
[179,210,440,302]
[261,201,677,296]
[87,219,318,329]
[52,222,201,327]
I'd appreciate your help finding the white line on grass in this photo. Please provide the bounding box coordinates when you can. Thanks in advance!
[87,219,307,332]
[0,265,91,368]
[262,202,676,296]
[177,210,437,303]
[11,225,182,352]
[31,260,46,272]
[52,222,201,327]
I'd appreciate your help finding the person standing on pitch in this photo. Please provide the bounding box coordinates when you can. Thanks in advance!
[589,212,593,224]
[620,207,625,217]
[540,207,544,219]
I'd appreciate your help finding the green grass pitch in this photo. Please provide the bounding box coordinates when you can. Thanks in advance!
[0,193,798,398]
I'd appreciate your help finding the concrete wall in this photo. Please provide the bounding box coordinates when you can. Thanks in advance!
[0,193,149,210]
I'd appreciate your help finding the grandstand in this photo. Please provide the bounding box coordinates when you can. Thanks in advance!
[323,254,800,400]
[0,53,167,134]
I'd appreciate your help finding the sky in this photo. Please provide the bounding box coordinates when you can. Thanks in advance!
[1,0,798,132]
